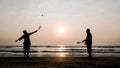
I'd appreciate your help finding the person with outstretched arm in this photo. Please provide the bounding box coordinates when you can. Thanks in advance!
[82,28,92,58]
[15,26,42,58]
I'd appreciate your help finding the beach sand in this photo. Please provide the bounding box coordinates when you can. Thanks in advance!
[0,57,119,68]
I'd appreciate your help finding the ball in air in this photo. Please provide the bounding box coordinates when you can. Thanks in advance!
[41,14,43,16]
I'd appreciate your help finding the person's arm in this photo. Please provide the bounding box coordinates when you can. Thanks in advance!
[29,30,37,35]
[29,26,42,35]
[15,35,24,42]
[82,33,89,43]
[82,39,86,42]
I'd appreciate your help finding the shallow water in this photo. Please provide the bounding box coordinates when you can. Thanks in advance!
[0,45,120,57]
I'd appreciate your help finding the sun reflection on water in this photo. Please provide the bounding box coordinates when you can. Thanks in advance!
[59,46,66,57]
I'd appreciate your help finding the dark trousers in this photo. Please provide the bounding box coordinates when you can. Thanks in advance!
[23,44,30,58]
[86,44,92,57]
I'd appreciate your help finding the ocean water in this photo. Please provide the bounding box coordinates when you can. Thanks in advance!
[0,45,120,57]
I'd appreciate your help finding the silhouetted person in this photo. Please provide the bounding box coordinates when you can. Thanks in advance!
[82,29,92,58]
[15,26,41,58]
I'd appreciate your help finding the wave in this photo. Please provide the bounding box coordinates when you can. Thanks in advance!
[0,49,119,53]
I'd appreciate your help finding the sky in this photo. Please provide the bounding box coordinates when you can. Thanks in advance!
[0,0,120,45]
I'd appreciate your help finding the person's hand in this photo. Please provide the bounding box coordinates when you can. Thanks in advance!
[38,26,42,30]
[36,26,42,31]
[39,26,42,29]
[82,40,84,42]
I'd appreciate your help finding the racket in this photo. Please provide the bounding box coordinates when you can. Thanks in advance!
[37,26,42,31]
[77,42,81,44]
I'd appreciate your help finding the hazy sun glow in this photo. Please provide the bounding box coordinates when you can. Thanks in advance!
[58,27,66,34]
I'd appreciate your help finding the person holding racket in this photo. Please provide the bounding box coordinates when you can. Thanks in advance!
[15,26,42,58]
[77,28,92,58]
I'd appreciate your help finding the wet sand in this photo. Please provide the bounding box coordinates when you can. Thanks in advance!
[0,57,120,68]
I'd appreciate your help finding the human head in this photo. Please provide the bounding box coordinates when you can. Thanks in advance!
[86,28,90,33]
[23,30,27,34]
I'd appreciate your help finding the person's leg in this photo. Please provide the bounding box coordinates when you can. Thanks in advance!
[87,45,89,57]
[87,44,92,58]
[24,46,27,58]
[26,46,30,58]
